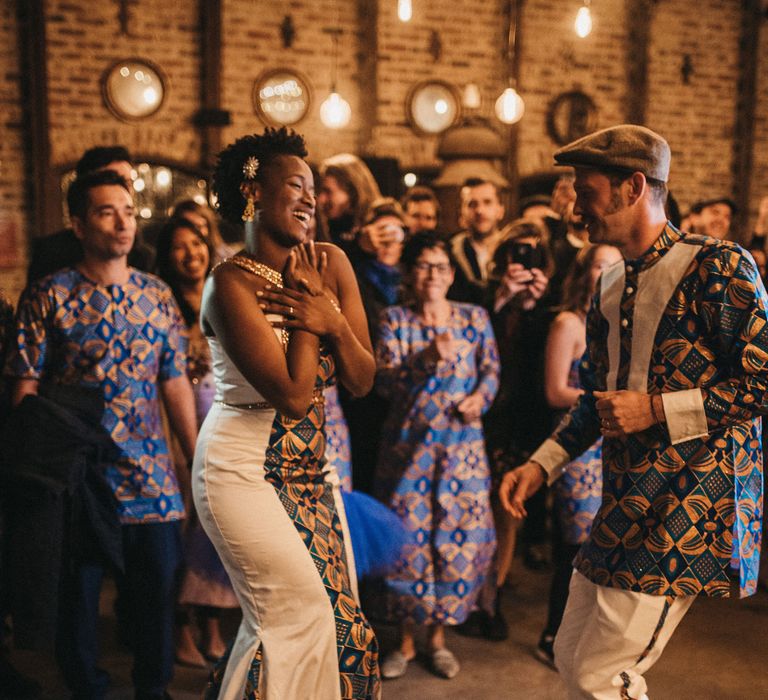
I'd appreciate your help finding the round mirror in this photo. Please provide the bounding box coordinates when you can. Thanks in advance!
[407,81,461,135]
[102,59,166,121]
[254,69,311,126]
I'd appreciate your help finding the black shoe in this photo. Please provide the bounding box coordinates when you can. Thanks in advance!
[523,545,550,571]
[0,657,41,699]
[454,610,487,638]
[482,589,509,641]
[534,633,556,670]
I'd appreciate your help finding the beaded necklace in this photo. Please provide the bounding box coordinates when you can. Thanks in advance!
[226,255,289,350]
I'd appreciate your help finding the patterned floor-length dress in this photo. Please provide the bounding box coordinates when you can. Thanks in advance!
[374,302,499,625]
[193,261,379,700]
[553,358,603,544]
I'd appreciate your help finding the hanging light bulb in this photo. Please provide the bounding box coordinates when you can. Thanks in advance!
[398,0,412,22]
[575,1,592,38]
[320,27,351,129]
[494,86,525,124]
[320,90,351,129]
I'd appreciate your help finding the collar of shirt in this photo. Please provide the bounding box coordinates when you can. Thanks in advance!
[623,221,683,275]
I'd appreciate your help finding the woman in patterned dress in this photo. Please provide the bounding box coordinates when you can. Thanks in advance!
[192,127,380,699]
[155,218,239,667]
[535,243,621,667]
[374,232,499,680]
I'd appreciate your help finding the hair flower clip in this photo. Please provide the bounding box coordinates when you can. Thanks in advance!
[243,156,260,180]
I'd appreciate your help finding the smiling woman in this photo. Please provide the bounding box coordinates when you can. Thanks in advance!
[190,127,380,698]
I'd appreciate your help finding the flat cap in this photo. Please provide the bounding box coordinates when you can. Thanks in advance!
[690,196,737,214]
[554,124,671,183]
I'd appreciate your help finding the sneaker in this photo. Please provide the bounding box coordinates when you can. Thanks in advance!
[381,651,410,679]
[430,648,460,679]
[534,634,556,670]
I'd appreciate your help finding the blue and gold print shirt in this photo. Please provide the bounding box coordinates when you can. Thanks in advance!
[7,268,188,524]
[532,224,765,598]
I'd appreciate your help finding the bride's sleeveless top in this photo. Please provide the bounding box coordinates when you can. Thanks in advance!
[206,332,336,476]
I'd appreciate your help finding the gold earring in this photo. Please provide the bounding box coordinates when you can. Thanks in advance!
[242,194,256,223]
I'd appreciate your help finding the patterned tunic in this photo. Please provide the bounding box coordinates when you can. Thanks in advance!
[532,224,765,598]
[374,303,499,625]
[7,268,187,523]
[553,358,603,545]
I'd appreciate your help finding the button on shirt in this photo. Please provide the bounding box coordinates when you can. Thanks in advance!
[531,224,766,598]
[7,268,188,524]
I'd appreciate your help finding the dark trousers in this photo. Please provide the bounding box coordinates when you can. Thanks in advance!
[56,521,182,699]
[543,516,581,638]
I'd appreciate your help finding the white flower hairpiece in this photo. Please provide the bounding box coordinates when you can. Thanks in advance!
[243,156,260,180]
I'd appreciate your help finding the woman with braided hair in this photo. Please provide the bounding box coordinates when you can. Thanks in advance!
[192,127,380,698]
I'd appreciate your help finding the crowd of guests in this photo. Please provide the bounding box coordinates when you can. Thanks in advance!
[0,129,766,700]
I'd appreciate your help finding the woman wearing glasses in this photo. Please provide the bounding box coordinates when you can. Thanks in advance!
[374,232,500,681]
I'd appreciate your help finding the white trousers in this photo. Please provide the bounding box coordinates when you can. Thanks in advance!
[554,571,695,699]
[193,403,342,700]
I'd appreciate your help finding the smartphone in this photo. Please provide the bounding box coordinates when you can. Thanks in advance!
[510,242,544,270]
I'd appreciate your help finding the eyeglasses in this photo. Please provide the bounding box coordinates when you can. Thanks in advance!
[413,262,451,274]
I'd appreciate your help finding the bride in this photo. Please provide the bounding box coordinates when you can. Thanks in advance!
[192,127,380,699]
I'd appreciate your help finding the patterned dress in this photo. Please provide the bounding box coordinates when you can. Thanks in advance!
[553,358,603,545]
[374,302,499,625]
[324,383,353,492]
[194,258,379,699]
[178,324,238,609]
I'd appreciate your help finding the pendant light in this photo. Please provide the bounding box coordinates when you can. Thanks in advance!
[319,27,351,129]
[575,0,592,38]
[495,0,524,125]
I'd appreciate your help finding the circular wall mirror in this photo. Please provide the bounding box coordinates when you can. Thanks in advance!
[254,69,311,126]
[102,59,166,121]
[406,81,461,135]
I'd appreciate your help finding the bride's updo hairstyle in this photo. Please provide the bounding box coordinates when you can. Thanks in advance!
[212,126,308,226]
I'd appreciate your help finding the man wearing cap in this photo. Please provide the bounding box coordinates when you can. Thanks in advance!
[500,124,765,699]
[688,196,736,240]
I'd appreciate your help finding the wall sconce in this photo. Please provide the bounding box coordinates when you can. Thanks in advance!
[398,0,413,22]
[102,59,166,121]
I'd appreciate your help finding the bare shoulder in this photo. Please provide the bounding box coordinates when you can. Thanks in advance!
[315,242,355,293]
[551,311,583,337]
[315,242,351,270]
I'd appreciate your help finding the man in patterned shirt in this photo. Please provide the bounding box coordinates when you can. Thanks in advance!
[7,169,197,700]
[500,125,765,699]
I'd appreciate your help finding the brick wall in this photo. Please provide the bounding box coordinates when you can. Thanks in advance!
[0,4,28,305]
[0,0,766,300]
[646,0,741,216]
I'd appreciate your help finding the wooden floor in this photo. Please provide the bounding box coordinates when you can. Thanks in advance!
[8,560,768,699]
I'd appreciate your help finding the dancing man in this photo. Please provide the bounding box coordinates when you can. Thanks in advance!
[500,124,765,699]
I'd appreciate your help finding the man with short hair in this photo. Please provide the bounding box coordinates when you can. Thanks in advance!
[448,178,507,304]
[27,145,153,284]
[500,124,765,699]
[401,185,439,234]
[8,169,197,700]
[688,196,736,240]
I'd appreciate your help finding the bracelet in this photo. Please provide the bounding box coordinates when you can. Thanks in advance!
[650,394,663,426]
